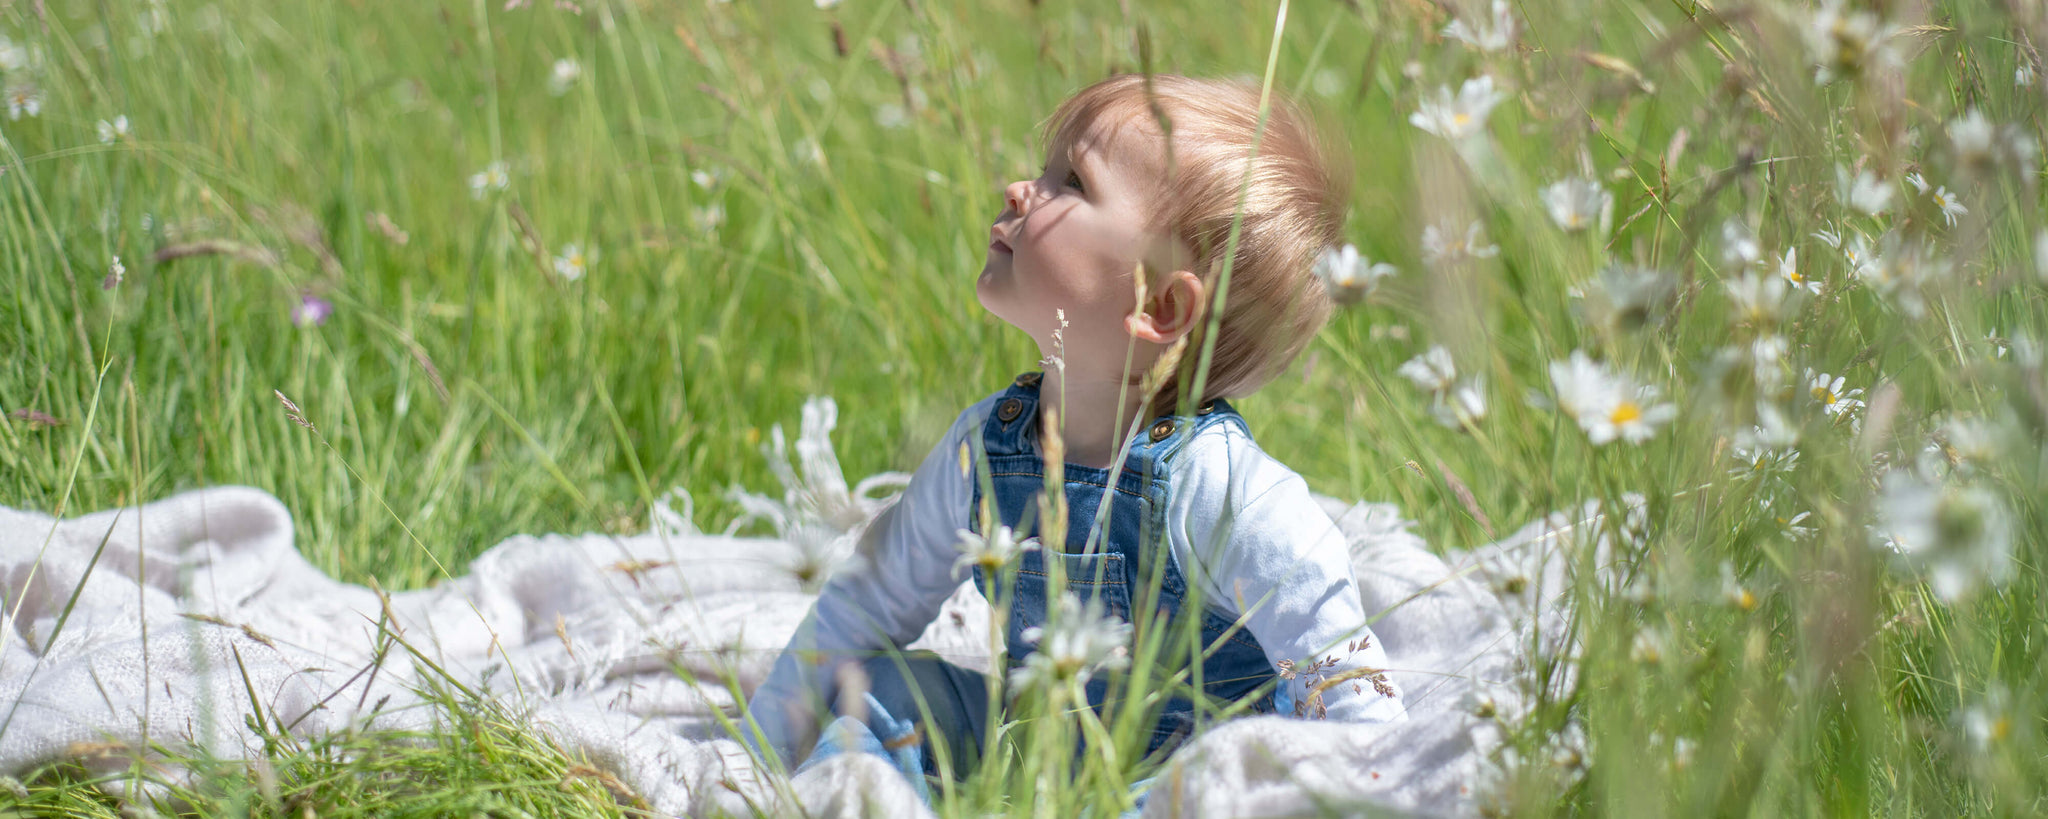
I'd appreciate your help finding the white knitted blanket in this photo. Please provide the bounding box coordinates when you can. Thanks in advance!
[0,398,1597,817]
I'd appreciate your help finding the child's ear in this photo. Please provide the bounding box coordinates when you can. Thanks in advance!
[1125,269,1205,343]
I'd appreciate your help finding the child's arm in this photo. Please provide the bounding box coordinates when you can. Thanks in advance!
[741,401,987,767]
[1170,428,1407,724]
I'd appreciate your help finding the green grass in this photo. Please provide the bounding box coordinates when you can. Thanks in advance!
[3,0,2046,815]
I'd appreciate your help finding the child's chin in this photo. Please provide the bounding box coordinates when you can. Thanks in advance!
[973,267,1005,307]
[972,280,1028,331]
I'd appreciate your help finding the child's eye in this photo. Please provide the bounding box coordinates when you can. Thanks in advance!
[1064,170,1085,192]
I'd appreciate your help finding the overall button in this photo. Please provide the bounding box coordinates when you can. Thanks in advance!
[997,398,1024,422]
[1015,372,1042,388]
[1149,419,1177,442]
[1197,401,1215,416]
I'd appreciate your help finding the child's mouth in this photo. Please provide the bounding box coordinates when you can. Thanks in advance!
[989,228,1012,254]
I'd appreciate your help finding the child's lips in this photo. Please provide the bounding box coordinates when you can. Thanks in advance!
[989,236,1012,254]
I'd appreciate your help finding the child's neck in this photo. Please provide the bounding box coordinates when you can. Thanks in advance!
[1036,371,1153,470]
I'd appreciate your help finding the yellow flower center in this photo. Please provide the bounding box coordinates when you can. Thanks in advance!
[1812,387,1836,404]
[1452,112,1471,128]
[1610,402,1642,425]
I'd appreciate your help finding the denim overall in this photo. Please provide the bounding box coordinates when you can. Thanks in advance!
[796,373,1276,798]
[969,371,1277,753]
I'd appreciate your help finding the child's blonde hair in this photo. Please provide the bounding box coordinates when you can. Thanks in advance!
[1043,73,1348,416]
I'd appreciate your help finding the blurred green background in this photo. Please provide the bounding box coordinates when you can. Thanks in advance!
[3,0,2044,814]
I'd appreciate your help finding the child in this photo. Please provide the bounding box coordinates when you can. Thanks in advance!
[743,73,1404,786]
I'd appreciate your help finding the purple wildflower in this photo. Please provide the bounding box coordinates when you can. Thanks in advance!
[292,292,333,327]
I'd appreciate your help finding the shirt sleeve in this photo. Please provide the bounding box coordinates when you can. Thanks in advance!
[1165,428,1407,724]
[741,399,986,767]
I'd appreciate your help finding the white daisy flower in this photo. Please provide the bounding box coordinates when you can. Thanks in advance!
[1630,628,1667,664]
[1719,220,1761,268]
[2004,127,2040,178]
[1547,350,1611,420]
[552,242,592,281]
[1774,247,1820,294]
[1409,75,1506,141]
[1805,0,1899,84]
[1748,334,1791,380]
[1803,369,1865,420]
[690,167,726,190]
[1960,686,2012,752]
[2019,63,2038,88]
[1874,471,2014,602]
[1008,592,1132,689]
[1719,562,1757,611]
[1948,109,1996,171]
[1458,686,1501,720]
[1985,328,2007,360]
[1584,382,1676,445]
[1421,220,1500,266]
[1313,243,1397,306]
[1728,431,1800,478]
[1478,544,1541,612]
[815,0,841,7]
[1431,376,1488,431]
[1725,270,1794,326]
[692,203,726,232]
[1440,0,1516,53]
[1397,345,1457,394]
[1836,165,1893,215]
[1775,509,1816,540]
[1549,350,1677,445]
[1540,177,1612,234]
[1933,415,2003,472]
[1744,401,1801,448]
[954,525,1029,576]
[1546,722,1590,781]
[1843,231,1880,278]
[1905,171,1930,194]
[1929,186,1967,226]
[96,115,131,144]
[0,35,27,73]
[1853,232,1946,318]
[548,58,582,96]
[5,83,41,120]
[1578,264,1676,330]
[469,160,510,199]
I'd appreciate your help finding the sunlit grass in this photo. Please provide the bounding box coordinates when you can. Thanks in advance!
[3,0,2045,815]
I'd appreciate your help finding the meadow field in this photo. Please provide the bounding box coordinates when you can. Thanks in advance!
[2,0,2045,814]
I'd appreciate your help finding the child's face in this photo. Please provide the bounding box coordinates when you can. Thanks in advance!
[978,112,1179,364]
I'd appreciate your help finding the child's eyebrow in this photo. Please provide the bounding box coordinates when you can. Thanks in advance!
[1063,141,1103,180]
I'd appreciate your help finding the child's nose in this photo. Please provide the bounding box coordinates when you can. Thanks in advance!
[1003,179,1036,216]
